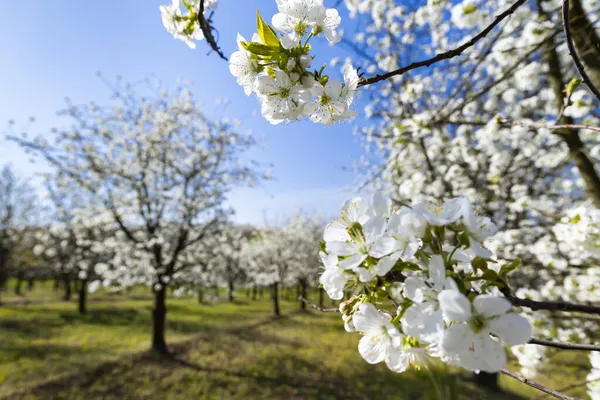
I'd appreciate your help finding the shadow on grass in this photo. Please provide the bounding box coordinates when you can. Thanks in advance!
[0,342,105,362]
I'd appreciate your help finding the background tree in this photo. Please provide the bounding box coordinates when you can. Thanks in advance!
[0,165,37,303]
[10,81,265,354]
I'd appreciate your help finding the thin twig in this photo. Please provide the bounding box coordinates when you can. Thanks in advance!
[532,376,600,399]
[507,294,600,315]
[198,0,228,61]
[501,369,577,400]
[562,0,600,104]
[529,337,600,352]
[298,296,339,312]
[357,0,527,87]
[443,118,600,133]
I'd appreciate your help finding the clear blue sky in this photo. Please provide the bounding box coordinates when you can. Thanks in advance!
[0,0,369,224]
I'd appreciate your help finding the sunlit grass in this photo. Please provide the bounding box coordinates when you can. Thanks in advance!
[0,282,592,399]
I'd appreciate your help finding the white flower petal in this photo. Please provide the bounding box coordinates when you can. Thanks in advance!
[473,295,511,318]
[489,314,532,345]
[439,290,472,321]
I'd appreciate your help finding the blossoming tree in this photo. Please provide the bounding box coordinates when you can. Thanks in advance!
[9,81,265,354]
[0,165,38,303]
[158,0,600,396]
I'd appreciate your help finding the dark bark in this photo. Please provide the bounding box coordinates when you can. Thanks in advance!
[152,286,169,354]
[569,0,600,90]
[272,282,280,316]
[541,6,600,207]
[299,281,308,311]
[53,278,59,292]
[319,287,325,309]
[252,285,257,300]
[27,278,34,291]
[78,279,87,314]
[212,284,219,299]
[14,273,23,295]
[197,287,204,304]
[474,372,500,392]
[63,274,72,301]
[228,280,235,302]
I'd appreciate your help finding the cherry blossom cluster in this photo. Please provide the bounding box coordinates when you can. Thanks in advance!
[319,193,533,373]
[229,0,359,125]
[160,0,218,49]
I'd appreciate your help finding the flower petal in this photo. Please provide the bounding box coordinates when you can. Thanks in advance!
[489,314,532,346]
[339,253,367,270]
[439,290,472,321]
[473,295,511,318]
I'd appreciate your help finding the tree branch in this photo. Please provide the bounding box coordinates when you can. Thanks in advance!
[529,337,600,352]
[298,296,339,312]
[562,0,600,103]
[506,294,600,315]
[198,0,228,61]
[358,0,528,87]
[501,369,576,400]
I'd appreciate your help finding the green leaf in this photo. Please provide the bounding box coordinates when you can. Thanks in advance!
[241,41,281,57]
[481,269,499,281]
[471,257,488,272]
[319,240,326,254]
[256,10,280,48]
[564,78,583,97]
[499,258,521,277]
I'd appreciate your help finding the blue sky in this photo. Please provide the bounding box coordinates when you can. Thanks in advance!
[0,0,368,224]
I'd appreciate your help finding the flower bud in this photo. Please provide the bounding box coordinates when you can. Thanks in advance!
[339,299,354,314]
[299,55,313,69]
[286,58,297,71]
[301,75,317,89]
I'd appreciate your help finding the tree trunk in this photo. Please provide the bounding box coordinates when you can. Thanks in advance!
[78,279,87,315]
[299,281,307,311]
[540,5,600,207]
[473,372,500,392]
[14,274,23,295]
[272,282,280,316]
[569,0,600,89]
[197,287,204,304]
[152,286,169,354]
[63,274,72,301]
[228,280,235,302]
[319,287,325,309]
[259,287,264,298]
[27,278,34,291]
[212,284,219,299]
[252,285,257,300]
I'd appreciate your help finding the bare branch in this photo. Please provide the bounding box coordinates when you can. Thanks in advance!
[298,296,339,312]
[501,369,577,400]
[562,0,600,103]
[358,0,527,87]
[532,376,600,399]
[198,0,228,61]
[507,294,600,315]
[529,337,600,352]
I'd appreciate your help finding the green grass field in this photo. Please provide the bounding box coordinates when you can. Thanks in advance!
[0,280,592,399]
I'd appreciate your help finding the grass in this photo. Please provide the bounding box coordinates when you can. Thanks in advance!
[0,281,593,399]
